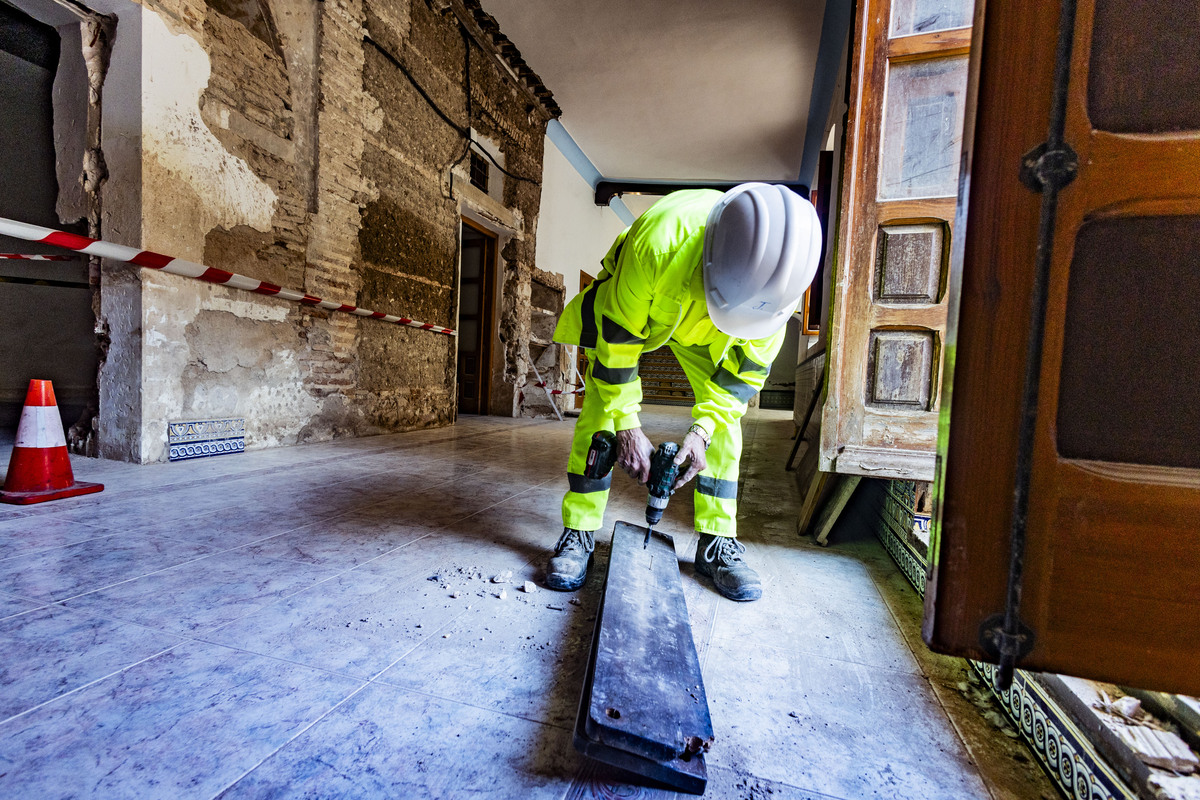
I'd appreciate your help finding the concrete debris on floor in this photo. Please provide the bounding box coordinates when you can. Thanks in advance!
[0,407,1058,798]
[1047,676,1200,799]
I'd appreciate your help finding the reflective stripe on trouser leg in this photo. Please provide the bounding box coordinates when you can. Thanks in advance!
[561,354,613,532]
[669,343,742,537]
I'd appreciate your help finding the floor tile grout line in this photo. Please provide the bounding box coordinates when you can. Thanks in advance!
[361,608,478,685]
[210,626,584,797]
[32,498,526,633]
[188,526,551,644]
[357,678,582,736]
[0,641,190,730]
[205,680,374,800]
[4,408,924,798]
[707,626,926,678]
[0,528,159,565]
[3,543,243,608]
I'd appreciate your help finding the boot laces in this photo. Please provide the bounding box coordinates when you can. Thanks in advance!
[704,535,745,566]
[555,528,595,556]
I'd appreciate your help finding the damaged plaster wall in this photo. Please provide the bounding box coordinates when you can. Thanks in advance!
[136,6,319,463]
[93,0,557,462]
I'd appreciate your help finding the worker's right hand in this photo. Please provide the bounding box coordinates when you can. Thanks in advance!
[615,427,654,485]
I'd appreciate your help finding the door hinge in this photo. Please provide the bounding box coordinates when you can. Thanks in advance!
[979,613,1037,690]
[1019,141,1079,193]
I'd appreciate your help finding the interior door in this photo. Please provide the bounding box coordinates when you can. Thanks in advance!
[0,4,97,434]
[457,220,495,415]
[820,0,974,482]
[926,0,1200,694]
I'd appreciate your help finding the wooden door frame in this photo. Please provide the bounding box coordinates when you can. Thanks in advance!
[819,0,974,483]
[459,216,498,415]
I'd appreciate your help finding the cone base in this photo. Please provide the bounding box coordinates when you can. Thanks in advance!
[0,481,104,505]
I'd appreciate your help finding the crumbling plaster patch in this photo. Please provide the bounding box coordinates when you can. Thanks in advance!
[141,274,321,459]
[141,8,275,259]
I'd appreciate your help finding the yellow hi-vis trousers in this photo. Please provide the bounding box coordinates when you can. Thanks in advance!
[561,343,742,538]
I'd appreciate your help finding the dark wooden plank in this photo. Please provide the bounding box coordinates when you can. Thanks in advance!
[573,521,712,794]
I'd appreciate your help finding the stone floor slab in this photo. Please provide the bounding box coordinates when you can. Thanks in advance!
[0,605,182,721]
[0,641,362,800]
[0,533,216,602]
[63,549,337,634]
[213,681,584,799]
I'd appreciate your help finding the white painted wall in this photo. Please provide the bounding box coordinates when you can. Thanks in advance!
[533,133,627,307]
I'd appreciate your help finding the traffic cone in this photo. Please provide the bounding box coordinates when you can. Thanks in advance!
[1,379,103,505]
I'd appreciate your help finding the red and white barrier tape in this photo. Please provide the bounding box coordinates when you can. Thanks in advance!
[0,217,456,336]
[0,253,76,261]
[534,381,584,396]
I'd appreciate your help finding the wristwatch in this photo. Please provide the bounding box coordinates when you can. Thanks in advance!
[687,423,711,450]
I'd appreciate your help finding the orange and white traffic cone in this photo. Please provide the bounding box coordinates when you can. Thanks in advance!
[1,379,103,505]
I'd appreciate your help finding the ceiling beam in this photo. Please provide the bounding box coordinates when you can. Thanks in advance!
[595,180,810,206]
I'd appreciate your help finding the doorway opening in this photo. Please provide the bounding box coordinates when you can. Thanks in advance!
[0,0,97,448]
[457,219,497,415]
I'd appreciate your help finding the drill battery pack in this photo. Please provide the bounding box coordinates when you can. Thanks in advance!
[584,430,619,480]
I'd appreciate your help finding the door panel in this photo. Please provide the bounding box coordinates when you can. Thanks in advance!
[926,0,1200,694]
[457,221,495,415]
[821,0,973,482]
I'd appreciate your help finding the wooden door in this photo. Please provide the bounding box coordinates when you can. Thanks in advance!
[820,0,974,482]
[926,0,1200,694]
[457,220,495,415]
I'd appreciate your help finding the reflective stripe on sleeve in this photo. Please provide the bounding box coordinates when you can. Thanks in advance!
[711,365,758,403]
[697,475,738,499]
[737,349,770,375]
[601,315,646,345]
[579,276,609,349]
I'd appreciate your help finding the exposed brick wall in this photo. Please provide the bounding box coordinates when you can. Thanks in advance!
[114,0,554,460]
[358,0,551,425]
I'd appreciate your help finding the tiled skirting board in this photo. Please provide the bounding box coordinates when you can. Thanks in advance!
[167,418,246,461]
[866,480,1138,800]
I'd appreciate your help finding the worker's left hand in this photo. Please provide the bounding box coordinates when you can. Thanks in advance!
[671,430,708,492]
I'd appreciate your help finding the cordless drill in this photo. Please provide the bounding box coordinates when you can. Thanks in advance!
[582,432,680,548]
[643,442,680,548]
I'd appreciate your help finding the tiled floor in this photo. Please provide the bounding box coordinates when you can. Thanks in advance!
[0,407,1051,799]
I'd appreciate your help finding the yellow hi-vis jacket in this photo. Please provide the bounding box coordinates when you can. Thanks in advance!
[552,190,789,438]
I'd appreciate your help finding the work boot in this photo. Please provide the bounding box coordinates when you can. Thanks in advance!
[545,528,595,591]
[695,533,762,601]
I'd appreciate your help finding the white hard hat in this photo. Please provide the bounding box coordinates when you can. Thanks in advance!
[701,183,822,339]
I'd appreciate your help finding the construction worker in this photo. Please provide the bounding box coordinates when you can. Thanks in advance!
[545,184,821,601]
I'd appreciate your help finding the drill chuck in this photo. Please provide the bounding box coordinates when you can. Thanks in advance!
[645,493,669,526]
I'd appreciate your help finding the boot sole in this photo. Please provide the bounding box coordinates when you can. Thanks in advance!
[545,571,587,592]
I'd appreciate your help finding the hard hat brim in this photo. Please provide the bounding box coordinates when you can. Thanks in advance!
[707,301,799,341]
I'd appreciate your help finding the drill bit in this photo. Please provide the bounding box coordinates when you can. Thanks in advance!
[644,525,652,549]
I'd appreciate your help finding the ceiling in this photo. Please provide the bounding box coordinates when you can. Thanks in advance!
[481,0,829,191]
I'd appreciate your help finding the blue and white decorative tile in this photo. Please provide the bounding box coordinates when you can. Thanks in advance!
[970,662,1136,800]
[167,418,245,461]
